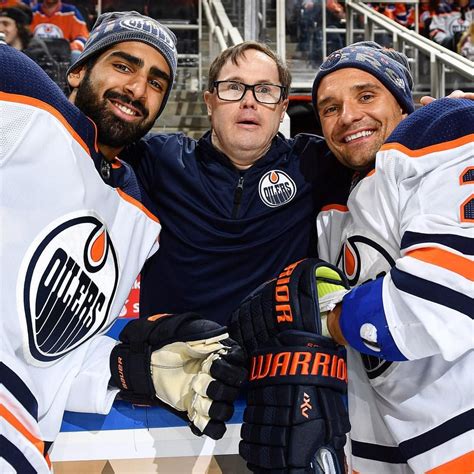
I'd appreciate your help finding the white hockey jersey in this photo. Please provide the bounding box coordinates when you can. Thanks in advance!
[429,8,472,47]
[317,98,473,473]
[0,46,161,471]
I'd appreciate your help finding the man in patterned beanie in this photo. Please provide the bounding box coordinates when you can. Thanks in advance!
[312,41,414,172]
[311,41,473,474]
[313,41,414,114]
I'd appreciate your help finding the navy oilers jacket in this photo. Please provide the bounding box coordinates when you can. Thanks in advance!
[122,131,351,324]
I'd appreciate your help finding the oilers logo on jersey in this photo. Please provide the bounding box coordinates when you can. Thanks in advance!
[33,23,64,39]
[337,234,395,287]
[336,234,396,378]
[19,212,119,365]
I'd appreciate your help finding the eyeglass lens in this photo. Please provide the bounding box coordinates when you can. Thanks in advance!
[216,81,282,104]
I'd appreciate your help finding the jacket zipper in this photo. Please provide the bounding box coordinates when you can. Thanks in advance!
[232,176,244,219]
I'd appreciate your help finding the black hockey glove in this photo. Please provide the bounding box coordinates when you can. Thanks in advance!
[229,259,351,473]
[110,312,248,440]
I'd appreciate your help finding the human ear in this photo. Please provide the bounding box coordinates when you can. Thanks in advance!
[203,90,213,116]
[279,98,289,121]
[67,66,87,89]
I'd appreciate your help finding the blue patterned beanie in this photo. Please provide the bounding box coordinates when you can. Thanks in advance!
[312,41,414,118]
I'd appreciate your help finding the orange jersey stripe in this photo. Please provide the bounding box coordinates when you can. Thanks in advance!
[426,450,474,474]
[380,134,474,158]
[0,404,51,468]
[116,188,160,224]
[0,91,97,156]
[320,204,349,212]
[406,247,474,281]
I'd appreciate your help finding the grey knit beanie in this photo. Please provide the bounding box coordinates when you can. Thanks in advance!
[68,11,178,117]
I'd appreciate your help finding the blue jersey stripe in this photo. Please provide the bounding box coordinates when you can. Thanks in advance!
[0,362,38,420]
[399,409,474,459]
[401,231,474,255]
[391,268,474,319]
[386,98,474,149]
[352,409,473,463]
[351,439,407,464]
[0,435,38,474]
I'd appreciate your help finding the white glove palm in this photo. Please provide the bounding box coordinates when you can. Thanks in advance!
[151,333,231,433]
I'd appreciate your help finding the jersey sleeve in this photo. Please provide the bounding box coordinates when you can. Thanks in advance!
[0,43,98,157]
[340,99,474,362]
[317,204,349,264]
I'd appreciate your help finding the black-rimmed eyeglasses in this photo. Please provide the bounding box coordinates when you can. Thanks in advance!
[213,80,286,104]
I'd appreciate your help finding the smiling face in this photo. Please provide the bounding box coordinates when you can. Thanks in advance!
[0,16,19,47]
[203,48,288,169]
[68,41,171,158]
[316,68,406,171]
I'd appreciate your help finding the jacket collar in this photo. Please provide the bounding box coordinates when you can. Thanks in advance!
[197,131,292,171]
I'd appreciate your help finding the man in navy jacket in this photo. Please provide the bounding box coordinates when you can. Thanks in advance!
[121,41,352,324]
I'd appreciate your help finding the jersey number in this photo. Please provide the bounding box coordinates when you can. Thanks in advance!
[459,167,474,223]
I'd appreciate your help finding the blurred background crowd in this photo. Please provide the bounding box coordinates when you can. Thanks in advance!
[0,0,201,92]
[288,0,472,63]
[0,0,472,97]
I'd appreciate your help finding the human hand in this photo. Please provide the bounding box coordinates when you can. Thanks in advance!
[420,90,474,106]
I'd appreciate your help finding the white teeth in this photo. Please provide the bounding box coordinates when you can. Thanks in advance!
[344,130,373,143]
[115,103,135,116]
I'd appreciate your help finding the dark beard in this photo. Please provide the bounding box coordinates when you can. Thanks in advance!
[74,72,155,148]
